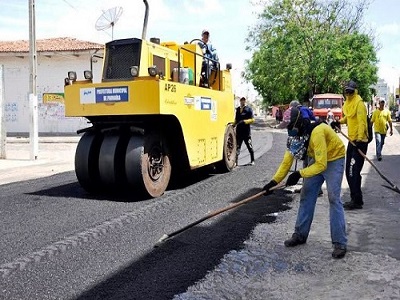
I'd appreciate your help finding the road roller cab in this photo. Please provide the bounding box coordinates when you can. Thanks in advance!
[63,0,236,198]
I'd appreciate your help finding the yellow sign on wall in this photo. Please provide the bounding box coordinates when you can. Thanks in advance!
[43,93,65,103]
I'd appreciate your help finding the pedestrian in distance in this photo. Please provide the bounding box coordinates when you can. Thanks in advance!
[339,80,369,210]
[326,108,334,126]
[330,115,341,133]
[262,106,347,259]
[275,106,292,129]
[235,97,255,166]
[278,108,283,123]
[371,99,393,161]
[275,108,283,124]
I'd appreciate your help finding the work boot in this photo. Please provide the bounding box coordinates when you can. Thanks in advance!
[284,233,306,247]
[332,244,347,259]
[343,201,363,210]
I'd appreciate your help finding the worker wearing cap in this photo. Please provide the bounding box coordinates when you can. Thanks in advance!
[200,29,218,61]
[198,29,219,87]
[371,99,393,161]
[339,80,368,210]
[262,107,347,259]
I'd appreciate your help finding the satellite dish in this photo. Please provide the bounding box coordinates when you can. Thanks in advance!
[95,6,123,40]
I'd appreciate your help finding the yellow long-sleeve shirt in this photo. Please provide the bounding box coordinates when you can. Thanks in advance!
[272,123,345,183]
[339,93,368,142]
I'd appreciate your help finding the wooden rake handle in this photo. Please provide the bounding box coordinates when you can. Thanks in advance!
[335,126,399,192]
[155,182,286,246]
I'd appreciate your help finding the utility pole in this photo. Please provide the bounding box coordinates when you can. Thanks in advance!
[29,0,38,160]
[0,65,6,159]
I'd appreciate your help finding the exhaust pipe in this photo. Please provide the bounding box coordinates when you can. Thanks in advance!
[142,0,149,40]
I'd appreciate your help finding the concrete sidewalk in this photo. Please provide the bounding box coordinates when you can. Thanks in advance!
[176,122,400,299]
[0,136,79,185]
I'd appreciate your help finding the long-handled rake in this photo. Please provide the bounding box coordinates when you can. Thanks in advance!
[154,182,286,247]
[336,127,400,194]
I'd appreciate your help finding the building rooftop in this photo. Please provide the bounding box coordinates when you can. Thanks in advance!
[0,37,104,53]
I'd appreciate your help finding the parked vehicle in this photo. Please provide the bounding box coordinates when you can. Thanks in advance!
[311,93,344,122]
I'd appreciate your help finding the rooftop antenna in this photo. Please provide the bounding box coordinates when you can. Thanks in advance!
[95,6,123,40]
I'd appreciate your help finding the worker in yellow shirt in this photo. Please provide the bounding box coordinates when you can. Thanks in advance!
[262,107,347,259]
[371,99,393,161]
[339,80,368,210]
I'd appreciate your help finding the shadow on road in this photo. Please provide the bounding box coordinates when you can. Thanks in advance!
[72,188,293,300]
[26,167,215,202]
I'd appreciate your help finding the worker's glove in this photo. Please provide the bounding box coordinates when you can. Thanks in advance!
[286,171,301,186]
[263,180,278,195]
[330,121,339,130]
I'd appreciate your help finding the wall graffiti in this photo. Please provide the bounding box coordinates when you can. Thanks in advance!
[3,54,102,133]
[38,102,67,120]
[5,102,18,123]
[38,92,71,120]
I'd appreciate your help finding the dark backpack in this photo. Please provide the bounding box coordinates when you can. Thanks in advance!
[357,101,373,144]
[367,114,373,143]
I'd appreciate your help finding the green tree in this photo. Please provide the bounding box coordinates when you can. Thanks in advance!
[245,0,378,106]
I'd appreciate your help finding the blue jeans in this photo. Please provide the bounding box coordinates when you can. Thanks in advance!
[374,132,386,158]
[294,158,347,247]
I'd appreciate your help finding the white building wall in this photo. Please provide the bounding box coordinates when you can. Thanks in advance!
[1,52,103,134]
[375,78,389,102]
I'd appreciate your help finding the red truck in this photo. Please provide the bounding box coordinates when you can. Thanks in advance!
[311,93,344,121]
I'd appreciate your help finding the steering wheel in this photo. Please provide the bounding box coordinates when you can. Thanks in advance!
[189,38,209,54]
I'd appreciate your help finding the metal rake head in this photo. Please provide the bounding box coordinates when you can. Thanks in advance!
[382,185,400,194]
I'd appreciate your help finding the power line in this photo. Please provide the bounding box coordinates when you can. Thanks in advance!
[62,0,77,10]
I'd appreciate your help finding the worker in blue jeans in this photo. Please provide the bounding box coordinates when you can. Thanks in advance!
[262,107,347,259]
[371,99,393,161]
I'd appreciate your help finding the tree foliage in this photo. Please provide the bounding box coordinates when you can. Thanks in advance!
[245,0,378,106]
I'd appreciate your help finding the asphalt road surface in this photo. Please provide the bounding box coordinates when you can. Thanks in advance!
[0,121,288,300]
[2,120,400,300]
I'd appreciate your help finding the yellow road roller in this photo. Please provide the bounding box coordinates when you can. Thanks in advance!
[63,0,236,197]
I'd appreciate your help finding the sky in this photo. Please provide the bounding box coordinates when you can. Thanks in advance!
[0,0,399,98]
